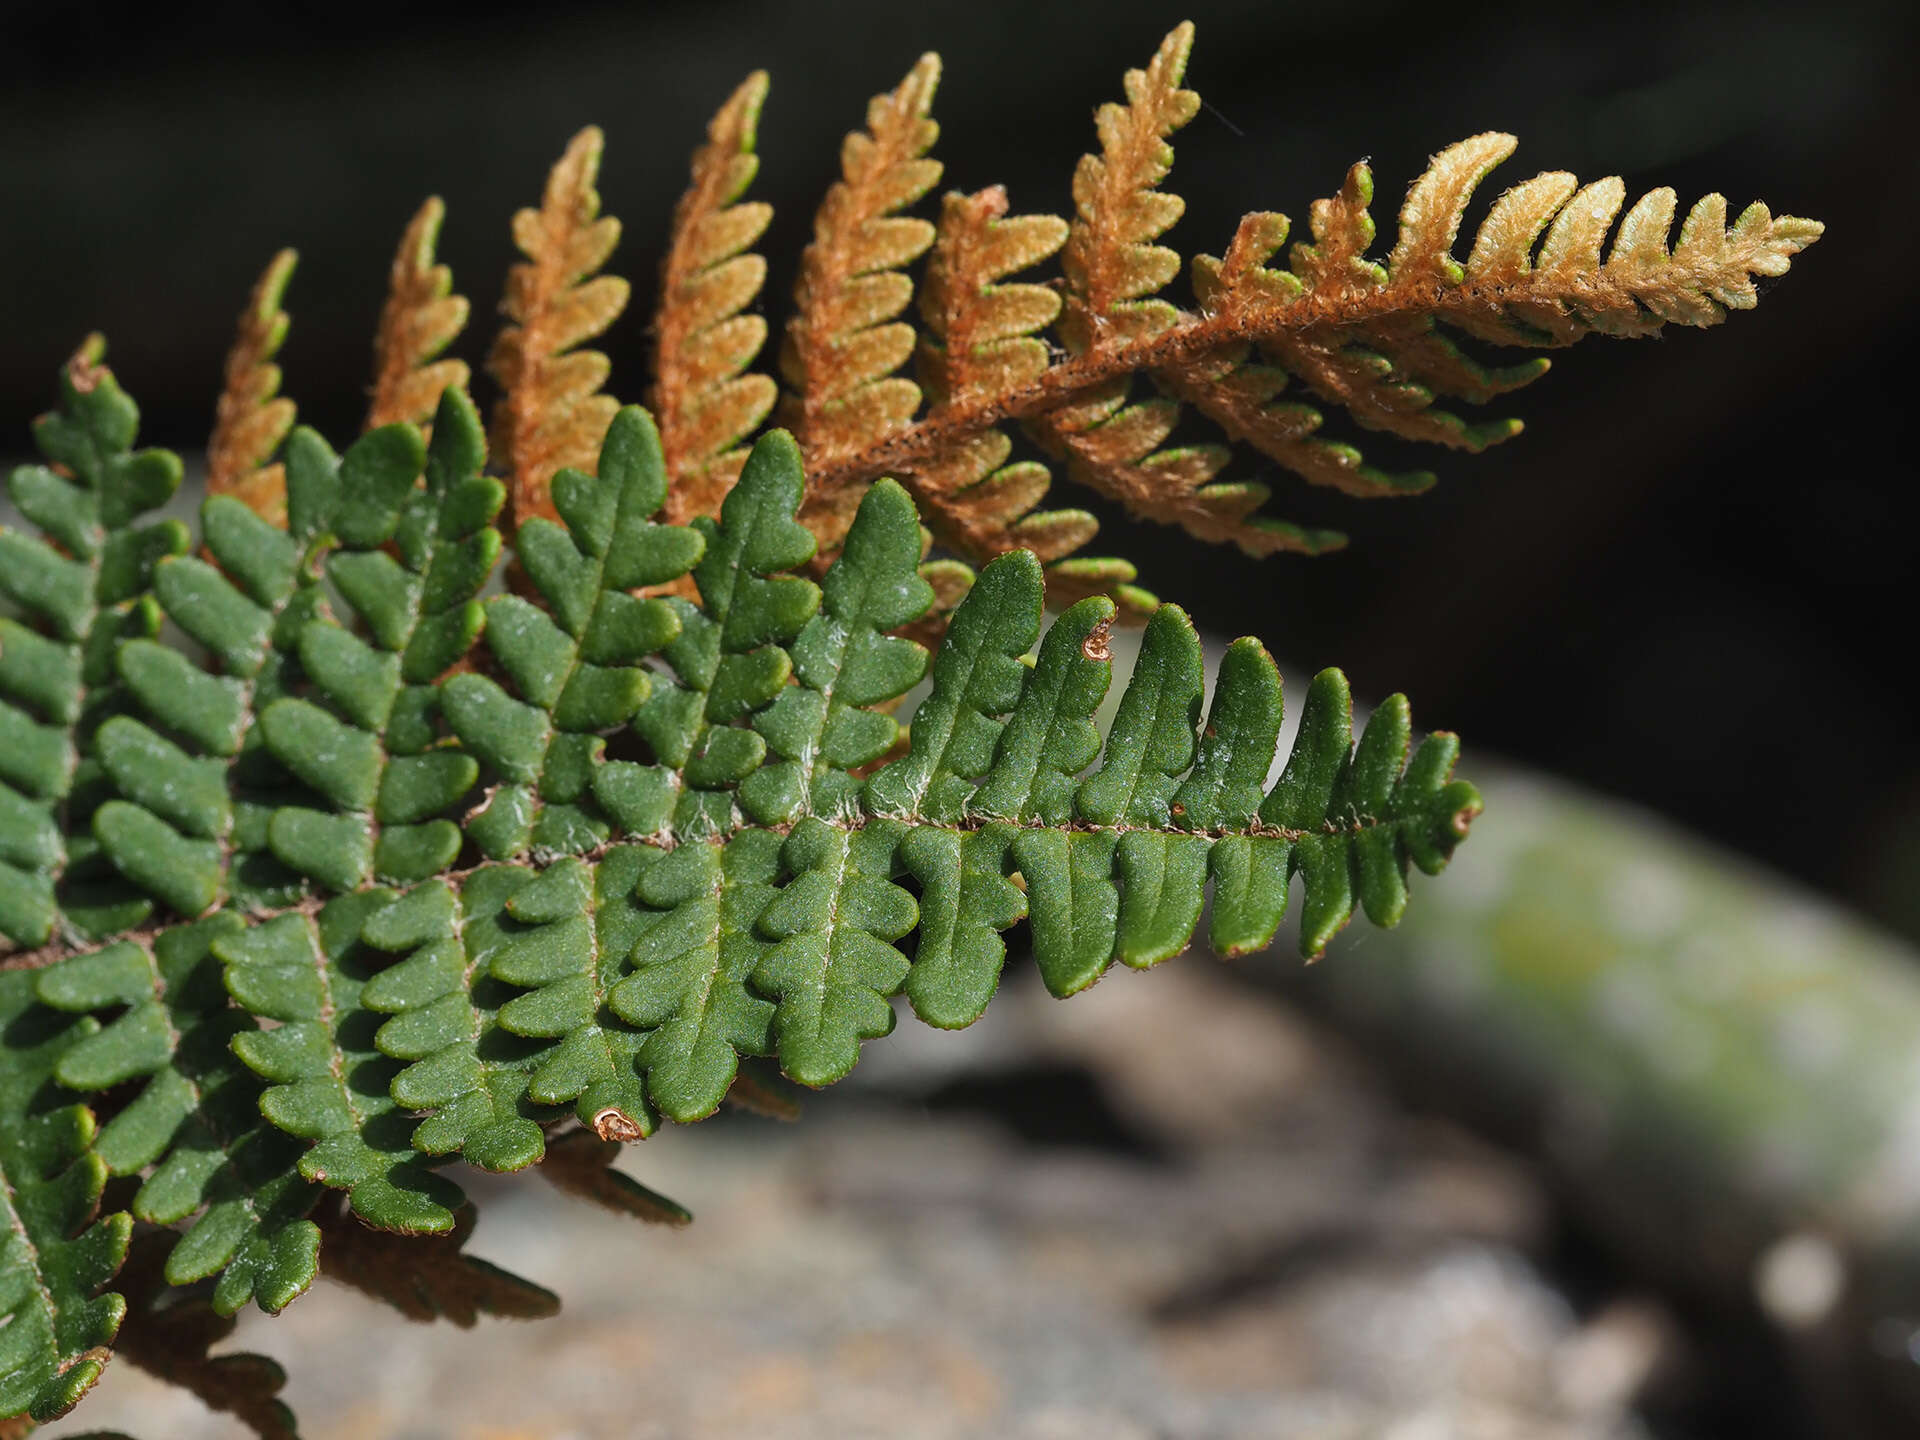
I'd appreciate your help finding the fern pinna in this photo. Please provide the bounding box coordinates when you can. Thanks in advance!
[0,22,1816,1435]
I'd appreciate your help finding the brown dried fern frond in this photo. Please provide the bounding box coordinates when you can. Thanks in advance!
[1057,21,1200,352]
[650,71,778,525]
[205,248,297,527]
[366,197,471,432]
[194,22,1818,625]
[783,52,943,554]
[489,126,630,529]
[794,22,1820,589]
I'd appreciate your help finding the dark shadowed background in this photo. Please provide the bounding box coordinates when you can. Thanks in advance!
[4,0,1913,939]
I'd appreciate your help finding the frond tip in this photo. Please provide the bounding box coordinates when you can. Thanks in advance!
[367,196,471,431]
[786,52,944,552]
[490,126,630,529]
[652,71,778,524]
[1171,131,1826,493]
[206,249,297,527]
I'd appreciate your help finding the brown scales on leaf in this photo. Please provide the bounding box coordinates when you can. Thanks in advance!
[366,196,471,432]
[650,71,778,525]
[205,249,297,528]
[490,126,629,530]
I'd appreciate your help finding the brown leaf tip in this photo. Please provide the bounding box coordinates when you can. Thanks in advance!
[592,1107,646,1142]
[65,333,107,393]
[1452,799,1483,837]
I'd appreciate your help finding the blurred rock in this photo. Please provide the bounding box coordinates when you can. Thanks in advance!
[49,966,1656,1440]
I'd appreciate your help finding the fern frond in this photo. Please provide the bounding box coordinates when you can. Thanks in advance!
[784,54,943,553]
[904,427,1092,566]
[366,197,471,432]
[222,895,468,1233]
[254,390,490,896]
[78,412,435,928]
[0,26,1826,1429]
[18,413,1472,1134]
[652,72,777,524]
[802,25,1820,571]
[1027,25,1327,559]
[1058,22,1198,351]
[0,392,1474,1431]
[489,127,630,529]
[919,186,1069,413]
[205,252,297,528]
[904,192,1112,596]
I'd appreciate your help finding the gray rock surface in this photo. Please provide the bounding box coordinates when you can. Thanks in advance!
[49,964,1662,1440]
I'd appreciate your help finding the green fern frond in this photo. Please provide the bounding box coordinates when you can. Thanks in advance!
[4,388,1476,1407]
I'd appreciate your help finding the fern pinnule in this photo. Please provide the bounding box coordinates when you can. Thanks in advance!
[366,196,471,432]
[489,126,630,529]
[1058,21,1198,351]
[1040,553,1159,621]
[206,249,297,528]
[903,189,1117,598]
[918,186,1068,409]
[905,428,1088,566]
[651,71,778,524]
[784,53,942,552]
[899,551,977,649]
